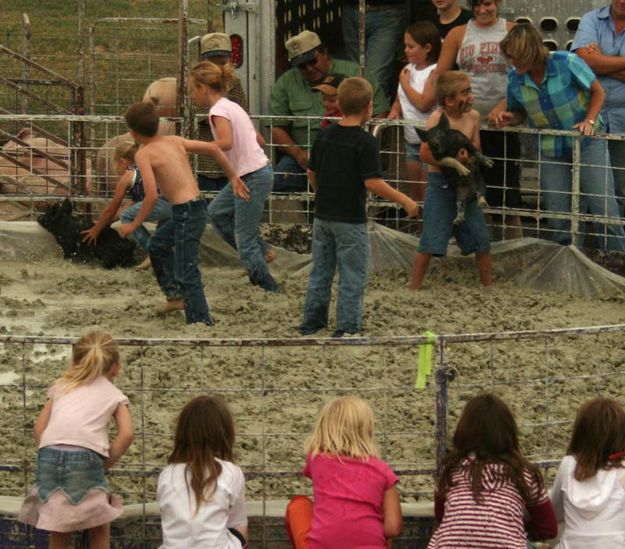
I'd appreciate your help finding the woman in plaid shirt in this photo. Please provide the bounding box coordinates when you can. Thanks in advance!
[495,23,625,252]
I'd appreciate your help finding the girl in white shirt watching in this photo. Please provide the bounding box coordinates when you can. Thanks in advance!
[18,331,134,549]
[157,395,248,548]
[551,397,625,549]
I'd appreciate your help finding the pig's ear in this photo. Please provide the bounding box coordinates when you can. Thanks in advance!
[438,112,450,129]
[415,127,428,142]
[61,198,73,214]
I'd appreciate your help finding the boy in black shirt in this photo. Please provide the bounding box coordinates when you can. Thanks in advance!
[300,77,417,337]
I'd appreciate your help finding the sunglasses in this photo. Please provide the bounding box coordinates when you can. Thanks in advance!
[297,53,319,69]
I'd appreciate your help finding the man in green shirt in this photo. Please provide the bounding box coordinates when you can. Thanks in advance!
[269,30,389,192]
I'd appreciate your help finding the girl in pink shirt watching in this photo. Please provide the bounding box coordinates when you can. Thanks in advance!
[18,331,134,549]
[285,395,402,548]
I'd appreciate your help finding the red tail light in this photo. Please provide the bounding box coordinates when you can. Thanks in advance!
[230,34,243,68]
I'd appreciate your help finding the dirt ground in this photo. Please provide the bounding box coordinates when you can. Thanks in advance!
[1,225,625,506]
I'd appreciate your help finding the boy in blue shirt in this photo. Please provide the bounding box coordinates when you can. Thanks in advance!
[300,77,417,337]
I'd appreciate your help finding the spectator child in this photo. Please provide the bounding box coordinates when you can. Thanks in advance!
[389,21,441,205]
[432,0,473,39]
[300,76,417,337]
[311,73,346,128]
[18,331,134,549]
[81,141,172,260]
[188,61,280,292]
[428,393,557,548]
[285,395,402,548]
[409,71,492,290]
[119,102,245,324]
[158,395,248,548]
[551,397,625,548]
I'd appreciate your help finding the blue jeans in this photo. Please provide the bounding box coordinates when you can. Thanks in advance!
[120,197,172,250]
[197,174,229,192]
[208,165,279,292]
[148,197,213,325]
[608,139,625,216]
[540,138,625,251]
[36,447,107,505]
[342,2,408,99]
[301,219,369,334]
[273,154,308,192]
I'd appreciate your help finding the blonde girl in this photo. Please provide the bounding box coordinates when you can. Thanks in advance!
[188,61,279,292]
[18,331,133,549]
[81,141,172,259]
[551,397,625,548]
[157,395,248,548]
[285,395,402,548]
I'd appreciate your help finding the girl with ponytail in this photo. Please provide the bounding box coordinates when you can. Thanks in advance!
[18,330,134,548]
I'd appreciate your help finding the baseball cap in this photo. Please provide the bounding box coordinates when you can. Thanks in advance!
[200,33,232,59]
[285,30,322,66]
[312,74,347,95]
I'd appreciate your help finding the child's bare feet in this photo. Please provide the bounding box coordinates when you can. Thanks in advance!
[136,257,151,271]
[265,248,277,263]
[157,299,185,314]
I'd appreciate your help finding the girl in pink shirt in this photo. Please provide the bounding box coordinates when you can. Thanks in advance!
[189,61,280,293]
[285,395,402,548]
[18,331,134,549]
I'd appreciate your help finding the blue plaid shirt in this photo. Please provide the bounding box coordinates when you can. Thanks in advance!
[571,5,625,134]
[506,52,601,158]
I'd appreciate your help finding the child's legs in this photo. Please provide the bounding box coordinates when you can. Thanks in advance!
[147,218,181,300]
[234,165,279,290]
[87,523,110,549]
[172,200,213,325]
[454,199,492,286]
[539,155,573,244]
[475,251,493,286]
[49,532,71,549]
[580,138,625,252]
[285,495,313,549]
[207,183,237,249]
[404,144,426,205]
[409,252,432,290]
[301,219,337,334]
[608,138,625,215]
[335,222,369,333]
[120,202,150,250]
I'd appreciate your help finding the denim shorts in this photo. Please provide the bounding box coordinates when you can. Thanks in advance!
[36,447,108,504]
[418,172,491,257]
[404,141,421,162]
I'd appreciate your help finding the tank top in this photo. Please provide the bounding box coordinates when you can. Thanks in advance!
[397,63,437,144]
[456,18,510,118]
[126,167,145,203]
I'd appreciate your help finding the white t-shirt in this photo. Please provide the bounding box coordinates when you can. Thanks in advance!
[208,97,268,177]
[39,376,128,457]
[551,455,625,549]
[157,459,247,549]
[397,63,436,144]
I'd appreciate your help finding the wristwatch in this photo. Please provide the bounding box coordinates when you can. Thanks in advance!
[585,119,595,125]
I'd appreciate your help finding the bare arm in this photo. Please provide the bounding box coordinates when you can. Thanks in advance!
[388,97,402,120]
[400,68,437,113]
[81,172,132,244]
[493,109,527,128]
[576,45,625,76]
[34,400,52,446]
[365,178,417,217]
[307,168,317,192]
[117,150,158,238]
[271,126,308,170]
[104,404,134,471]
[436,26,464,74]
[573,79,605,135]
[382,486,403,539]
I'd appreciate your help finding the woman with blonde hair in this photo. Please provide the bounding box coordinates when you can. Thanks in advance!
[284,395,402,548]
[18,331,133,549]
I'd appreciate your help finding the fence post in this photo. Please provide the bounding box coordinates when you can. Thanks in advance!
[571,134,581,244]
[434,338,449,472]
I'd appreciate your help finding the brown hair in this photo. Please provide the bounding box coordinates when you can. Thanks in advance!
[437,393,544,504]
[435,71,470,105]
[56,331,120,394]
[168,395,236,512]
[113,141,139,163]
[567,397,625,481]
[405,21,441,64]
[189,61,234,94]
[337,77,372,116]
[500,23,549,69]
[124,102,160,137]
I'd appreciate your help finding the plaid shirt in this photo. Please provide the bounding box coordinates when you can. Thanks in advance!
[192,77,248,178]
[506,52,602,158]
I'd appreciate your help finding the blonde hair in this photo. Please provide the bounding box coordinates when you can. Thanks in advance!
[113,141,138,163]
[189,61,234,94]
[435,71,470,105]
[500,23,549,69]
[55,331,120,394]
[337,77,372,116]
[306,396,378,459]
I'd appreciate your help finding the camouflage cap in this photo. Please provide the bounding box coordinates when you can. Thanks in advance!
[200,33,232,58]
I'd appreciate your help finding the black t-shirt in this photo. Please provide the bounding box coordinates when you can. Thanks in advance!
[435,8,473,39]
[308,123,382,224]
